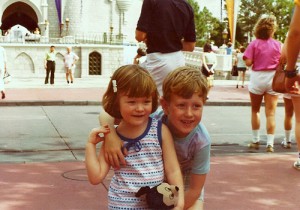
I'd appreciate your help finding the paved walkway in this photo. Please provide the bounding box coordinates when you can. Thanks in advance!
[0,77,295,210]
[0,77,284,106]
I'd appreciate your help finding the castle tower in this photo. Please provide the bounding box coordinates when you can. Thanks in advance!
[63,0,83,36]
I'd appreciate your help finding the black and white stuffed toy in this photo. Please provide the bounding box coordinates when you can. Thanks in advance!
[135,182,179,210]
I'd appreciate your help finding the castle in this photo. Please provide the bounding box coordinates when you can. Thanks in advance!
[0,0,143,78]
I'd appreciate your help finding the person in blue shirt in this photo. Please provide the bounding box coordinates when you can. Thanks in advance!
[100,67,211,209]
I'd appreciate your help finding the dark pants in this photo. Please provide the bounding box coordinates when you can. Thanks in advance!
[45,61,55,84]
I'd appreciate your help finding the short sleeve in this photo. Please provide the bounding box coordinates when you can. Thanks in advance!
[136,0,153,32]
[243,41,255,60]
[183,9,196,42]
[191,144,210,174]
[73,53,79,60]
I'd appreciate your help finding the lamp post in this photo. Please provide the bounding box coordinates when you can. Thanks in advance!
[44,20,49,31]
[222,28,228,44]
[65,18,70,36]
[110,26,114,44]
[60,22,64,37]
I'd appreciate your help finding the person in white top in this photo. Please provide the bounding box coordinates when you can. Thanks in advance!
[0,46,7,99]
[235,46,247,88]
[63,47,79,84]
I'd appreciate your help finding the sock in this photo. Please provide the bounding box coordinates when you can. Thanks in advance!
[252,130,259,143]
[285,130,292,142]
[266,134,274,147]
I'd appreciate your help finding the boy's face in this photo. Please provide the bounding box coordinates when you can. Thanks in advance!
[161,93,204,138]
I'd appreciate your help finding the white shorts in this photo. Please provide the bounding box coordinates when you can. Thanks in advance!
[143,51,185,95]
[65,64,76,73]
[248,70,279,95]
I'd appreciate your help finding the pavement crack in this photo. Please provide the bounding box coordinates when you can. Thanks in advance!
[41,107,78,160]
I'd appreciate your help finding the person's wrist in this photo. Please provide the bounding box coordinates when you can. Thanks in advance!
[285,69,298,78]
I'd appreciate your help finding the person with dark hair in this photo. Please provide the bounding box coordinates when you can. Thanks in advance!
[226,42,233,55]
[133,48,146,64]
[243,15,281,153]
[85,65,184,209]
[236,46,247,88]
[135,0,196,95]
[201,43,217,78]
[44,46,56,85]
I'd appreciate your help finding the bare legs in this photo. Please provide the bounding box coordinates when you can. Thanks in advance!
[291,97,300,169]
[249,92,278,151]
[236,71,245,88]
[65,68,74,84]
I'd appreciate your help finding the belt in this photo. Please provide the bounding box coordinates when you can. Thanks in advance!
[47,60,55,62]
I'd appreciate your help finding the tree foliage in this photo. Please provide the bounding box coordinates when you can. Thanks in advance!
[187,0,224,47]
[238,0,294,43]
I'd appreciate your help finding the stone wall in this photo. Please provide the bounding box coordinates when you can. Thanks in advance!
[2,43,124,78]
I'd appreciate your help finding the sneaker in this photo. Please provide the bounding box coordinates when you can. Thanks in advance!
[67,80,70,84]
[248,142,260,150]
[293,159,300,170]
[266,145,274,153]
[281,140,292,149]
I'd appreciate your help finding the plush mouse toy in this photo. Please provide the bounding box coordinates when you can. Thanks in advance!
[135,182,179,210]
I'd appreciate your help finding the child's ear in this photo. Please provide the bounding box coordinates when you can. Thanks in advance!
[160,97,169,115]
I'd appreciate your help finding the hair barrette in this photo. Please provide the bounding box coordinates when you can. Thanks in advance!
[112,80,117,93]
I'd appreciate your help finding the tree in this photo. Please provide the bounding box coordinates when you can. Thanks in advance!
[187,0,223,47]
[239,0,293,43]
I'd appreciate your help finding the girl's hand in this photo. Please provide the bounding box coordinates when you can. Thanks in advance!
[88,125,110,145]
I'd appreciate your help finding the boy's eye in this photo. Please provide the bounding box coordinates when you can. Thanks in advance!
[177,104,185,108]
[193,104,203,109]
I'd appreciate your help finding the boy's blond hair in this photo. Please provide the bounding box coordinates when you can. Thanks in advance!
[162,66,208,102]
[102,65,159,119]
[253,14,277,40]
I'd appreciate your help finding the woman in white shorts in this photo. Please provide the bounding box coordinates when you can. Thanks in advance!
[243,15,281,153]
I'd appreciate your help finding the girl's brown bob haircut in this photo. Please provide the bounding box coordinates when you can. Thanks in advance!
[102,64,159,119]
[253,15,277,40]
[163,66,209,102]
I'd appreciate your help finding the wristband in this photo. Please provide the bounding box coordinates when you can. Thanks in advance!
[285,69,298,78]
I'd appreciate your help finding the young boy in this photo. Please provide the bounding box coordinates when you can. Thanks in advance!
[99,66,211,209]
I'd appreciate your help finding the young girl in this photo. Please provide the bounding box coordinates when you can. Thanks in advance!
[85,64,184,209]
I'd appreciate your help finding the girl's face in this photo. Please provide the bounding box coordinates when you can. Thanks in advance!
[119,94,153,127]
[162,93,204,138]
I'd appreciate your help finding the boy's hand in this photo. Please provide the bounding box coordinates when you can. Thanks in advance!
[104,134,127,169]
[88,125,110,145]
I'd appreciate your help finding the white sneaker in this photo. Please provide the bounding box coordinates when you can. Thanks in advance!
[281,138,292,149]
[293,159,300,170]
